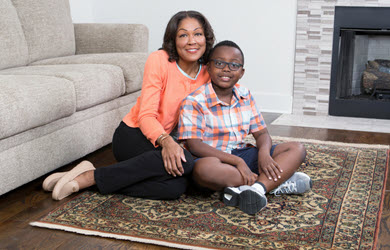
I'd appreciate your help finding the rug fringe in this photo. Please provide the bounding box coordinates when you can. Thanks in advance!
[29,222,213,250]
[271,136,390,149]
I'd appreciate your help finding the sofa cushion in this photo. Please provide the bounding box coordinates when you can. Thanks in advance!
[0,64,126,111]
[74,23,149,54]
[0,0,28,70]
[0,75,75,139]
[31,53,148,94]
[11,0,75,63]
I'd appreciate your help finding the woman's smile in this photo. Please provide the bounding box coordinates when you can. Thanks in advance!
[186,48,200,54]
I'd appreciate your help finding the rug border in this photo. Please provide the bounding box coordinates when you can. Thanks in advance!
[373,149,390,250]
[271,136,390,149]
[29,221,215,250]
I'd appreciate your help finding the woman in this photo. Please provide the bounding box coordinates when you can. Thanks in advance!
[43,10,215,200]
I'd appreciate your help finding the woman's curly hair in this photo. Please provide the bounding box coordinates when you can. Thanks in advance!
[162,11,215,64]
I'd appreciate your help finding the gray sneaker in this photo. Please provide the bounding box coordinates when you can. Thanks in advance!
[223,186,241,207]
[287,172,312,188]
[270,172,312,196]
[223,186,267,215]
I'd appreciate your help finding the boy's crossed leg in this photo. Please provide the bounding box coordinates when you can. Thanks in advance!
[192,141,311,215]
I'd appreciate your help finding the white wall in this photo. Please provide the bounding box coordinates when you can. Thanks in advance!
[69,0,95,22]
[69,0,297,113]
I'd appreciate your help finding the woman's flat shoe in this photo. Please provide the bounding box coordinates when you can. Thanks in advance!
[53,180,79,201]
[52,161,95,200]
[42,172,68,191]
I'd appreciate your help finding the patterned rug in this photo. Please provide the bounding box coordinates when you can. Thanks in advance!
[31,137,389,249]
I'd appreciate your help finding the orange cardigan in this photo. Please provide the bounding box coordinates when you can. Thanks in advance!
[123,50,210,146]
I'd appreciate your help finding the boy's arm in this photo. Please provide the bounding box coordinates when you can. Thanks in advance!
[186,139,257,185]
[253,128,283,182]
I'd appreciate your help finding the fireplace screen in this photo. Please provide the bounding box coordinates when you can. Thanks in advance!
[336,29,390,100]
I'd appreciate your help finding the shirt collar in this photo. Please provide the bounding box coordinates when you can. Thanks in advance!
[176,63,202,80]
[206,82,249,107]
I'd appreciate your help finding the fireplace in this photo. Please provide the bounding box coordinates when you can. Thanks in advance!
[328,6,390,119]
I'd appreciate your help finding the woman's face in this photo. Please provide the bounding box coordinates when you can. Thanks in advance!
[175,17,206,66]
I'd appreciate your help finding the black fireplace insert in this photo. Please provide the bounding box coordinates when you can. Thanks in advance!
[329,6,390,119]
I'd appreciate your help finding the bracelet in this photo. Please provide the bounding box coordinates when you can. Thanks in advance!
[156,133,166,143]
[159,134,170,146]
[157,133,169,145]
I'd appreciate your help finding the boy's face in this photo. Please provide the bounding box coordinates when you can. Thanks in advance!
[207,46,245,91]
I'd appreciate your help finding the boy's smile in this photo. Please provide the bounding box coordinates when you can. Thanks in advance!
[207,46,245,97]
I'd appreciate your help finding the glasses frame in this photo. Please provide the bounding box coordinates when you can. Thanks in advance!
[209,59,243,71]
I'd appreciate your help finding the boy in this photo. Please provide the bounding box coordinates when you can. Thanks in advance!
[178,40,311,215]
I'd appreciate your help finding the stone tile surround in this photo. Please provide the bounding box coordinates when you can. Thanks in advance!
[293,0,390,116]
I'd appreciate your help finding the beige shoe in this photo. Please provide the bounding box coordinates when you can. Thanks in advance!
[42,172,68,191]
[52,161,95,200]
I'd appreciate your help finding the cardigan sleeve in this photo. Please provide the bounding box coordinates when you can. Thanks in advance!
[137,51,168,145]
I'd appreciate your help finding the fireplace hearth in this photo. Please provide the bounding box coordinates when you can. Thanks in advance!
[329,6,390,119]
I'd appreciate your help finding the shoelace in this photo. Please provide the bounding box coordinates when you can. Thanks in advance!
[270,181,297,196]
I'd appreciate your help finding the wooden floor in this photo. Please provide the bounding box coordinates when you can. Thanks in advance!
[0,113,389,249]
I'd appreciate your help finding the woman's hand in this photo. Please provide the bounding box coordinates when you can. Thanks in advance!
[160,136,186,177]
[258,154,282,182]
[236,159,258,186]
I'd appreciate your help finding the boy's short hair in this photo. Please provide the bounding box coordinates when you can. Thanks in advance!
[208,40,245,65]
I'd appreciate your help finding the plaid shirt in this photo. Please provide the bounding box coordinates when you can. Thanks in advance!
[178,82,266,153]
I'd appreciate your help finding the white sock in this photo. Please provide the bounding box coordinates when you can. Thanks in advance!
[251,183,266,195]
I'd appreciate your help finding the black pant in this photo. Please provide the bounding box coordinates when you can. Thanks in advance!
[94,122,194,200]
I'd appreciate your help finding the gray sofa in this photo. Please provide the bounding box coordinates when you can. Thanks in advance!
[0,0,148,195]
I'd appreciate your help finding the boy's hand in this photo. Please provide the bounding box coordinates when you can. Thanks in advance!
[160,137,186,177]
[236,160,258,186]
[258,155,282,182]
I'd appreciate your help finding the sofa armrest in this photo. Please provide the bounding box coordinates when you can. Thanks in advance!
[74,23,149,54]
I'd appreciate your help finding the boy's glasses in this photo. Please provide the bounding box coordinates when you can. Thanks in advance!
[210,59,243,71]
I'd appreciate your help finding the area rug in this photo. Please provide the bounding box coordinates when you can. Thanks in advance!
[31,137,390,249]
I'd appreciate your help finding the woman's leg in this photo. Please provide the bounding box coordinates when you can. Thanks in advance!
[112,121,156,161]
[55,122,194,200]
[117,175,189,200]
[94,149,194,196]
[74,121,159,191]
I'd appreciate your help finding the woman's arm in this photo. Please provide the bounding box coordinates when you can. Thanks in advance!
[137,51,186,177]
[137,52,168,145]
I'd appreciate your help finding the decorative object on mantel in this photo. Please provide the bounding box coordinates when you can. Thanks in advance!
[31,137,389,249]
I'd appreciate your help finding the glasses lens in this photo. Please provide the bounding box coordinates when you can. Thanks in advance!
[229,63,241,71]
[213,60,225,69]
